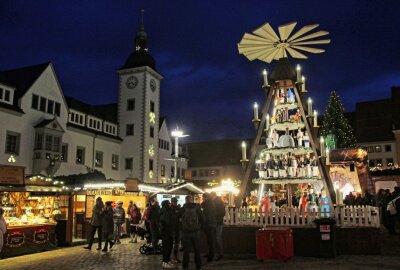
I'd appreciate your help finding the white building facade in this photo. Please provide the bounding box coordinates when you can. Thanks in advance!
[0,16,186,183]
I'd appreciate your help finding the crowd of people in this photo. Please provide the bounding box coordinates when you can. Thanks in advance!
[84,192,226,270]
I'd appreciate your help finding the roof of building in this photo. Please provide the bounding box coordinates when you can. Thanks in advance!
[0,62,50,105]
[186,138,251,167]
[0,62,50,113]
[34,118,54,128]
[65,96,118,123]
[159,117,166,129]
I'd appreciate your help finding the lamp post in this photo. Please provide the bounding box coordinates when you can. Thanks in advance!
[171,127,189,183]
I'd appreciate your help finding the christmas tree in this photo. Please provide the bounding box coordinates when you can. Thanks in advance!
[320,91,357,148]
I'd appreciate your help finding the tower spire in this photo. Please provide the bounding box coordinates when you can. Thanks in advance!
[135,9,148,51]
[140,9,145,31]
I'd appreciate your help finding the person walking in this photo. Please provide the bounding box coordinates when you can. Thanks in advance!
[128,202,141,243]
[102,201,115,252]
[113,200,125,244]
[0,208,7,253]
[181,195,204,270]
[170,197,181,263]
[84,197,104,250]
[201,193,217,262]
[211,192,225,261]
[160,200,175,268]
[148,200,161,252]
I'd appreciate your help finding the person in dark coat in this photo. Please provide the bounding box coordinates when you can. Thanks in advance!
[102,201,115,252]
[180,195,205,270]
[201,192,217,262]
[171,197,181,263]
[160,200,175,268]
[84,197,104,250]
[148,200,161,252]
[211,192,225,261]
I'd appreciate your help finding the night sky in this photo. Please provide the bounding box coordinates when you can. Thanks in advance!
[1,1,400,142]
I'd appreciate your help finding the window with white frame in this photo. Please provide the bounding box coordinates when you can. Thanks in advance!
[76,146,85,164]
[112,154,119,170]
[5,131,20,155]
[95,151,103,167]
[0,87,13,104]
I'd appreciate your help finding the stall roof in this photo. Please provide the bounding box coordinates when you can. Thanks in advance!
[139,181,204,194]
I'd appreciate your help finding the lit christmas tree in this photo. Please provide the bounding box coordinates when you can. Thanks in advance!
[320,91,357,148]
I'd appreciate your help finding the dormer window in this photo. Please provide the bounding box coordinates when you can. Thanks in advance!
[0,85,14,105]
[31,93,61,116]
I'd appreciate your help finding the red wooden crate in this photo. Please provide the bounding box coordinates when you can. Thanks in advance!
[256,228,294,261]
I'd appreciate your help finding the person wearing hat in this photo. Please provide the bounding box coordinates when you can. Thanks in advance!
[84,197,104,250]
[113,200,126,244]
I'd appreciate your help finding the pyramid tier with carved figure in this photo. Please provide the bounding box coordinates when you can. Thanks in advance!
[269,121,305,131]
[253,178,320,185]
[261,146,313,156]
[275,102,299,110]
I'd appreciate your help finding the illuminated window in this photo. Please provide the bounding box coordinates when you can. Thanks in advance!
[387,158,394,167]
[95,151,103,167]
[376,159,383,167]
[375,145,381,152]
[161,164,165,177]
[112,154,119,170]
[61,144,68,162]
[76,146,85,164]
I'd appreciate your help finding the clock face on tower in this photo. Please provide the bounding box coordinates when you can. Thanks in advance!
[150,79,156,92]
[126,76,138,89]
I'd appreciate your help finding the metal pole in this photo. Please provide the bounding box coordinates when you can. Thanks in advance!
[174,136,179,182]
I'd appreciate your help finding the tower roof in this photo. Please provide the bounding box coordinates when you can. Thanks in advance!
[270,58,296,81]
[121,9,156,71]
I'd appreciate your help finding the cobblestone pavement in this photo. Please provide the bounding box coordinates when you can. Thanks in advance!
[1,234,400,270]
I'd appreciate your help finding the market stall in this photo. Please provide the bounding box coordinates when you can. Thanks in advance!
[139,181,205,204]
[65,179,146,242]
[0,171,67,257]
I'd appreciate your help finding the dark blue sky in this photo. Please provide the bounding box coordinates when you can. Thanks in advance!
[1,1,400,142]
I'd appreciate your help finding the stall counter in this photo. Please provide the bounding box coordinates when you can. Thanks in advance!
[1,223,56,258]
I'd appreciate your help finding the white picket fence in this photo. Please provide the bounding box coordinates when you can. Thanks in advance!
[224,205,380,228]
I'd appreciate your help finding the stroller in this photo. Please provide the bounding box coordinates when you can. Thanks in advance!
[137,222,162,255]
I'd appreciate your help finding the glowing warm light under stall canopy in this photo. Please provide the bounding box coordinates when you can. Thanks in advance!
[205,179,240,196]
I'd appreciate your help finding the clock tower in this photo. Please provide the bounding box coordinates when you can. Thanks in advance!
[118,10,162,183]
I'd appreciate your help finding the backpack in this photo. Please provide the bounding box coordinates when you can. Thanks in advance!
[182,206,200,232]
[160,208,172,229]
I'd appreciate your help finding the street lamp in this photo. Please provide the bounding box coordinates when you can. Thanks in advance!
[171,127,189,182]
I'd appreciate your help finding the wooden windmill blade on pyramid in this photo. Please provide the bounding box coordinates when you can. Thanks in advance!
[236,21,336,209]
